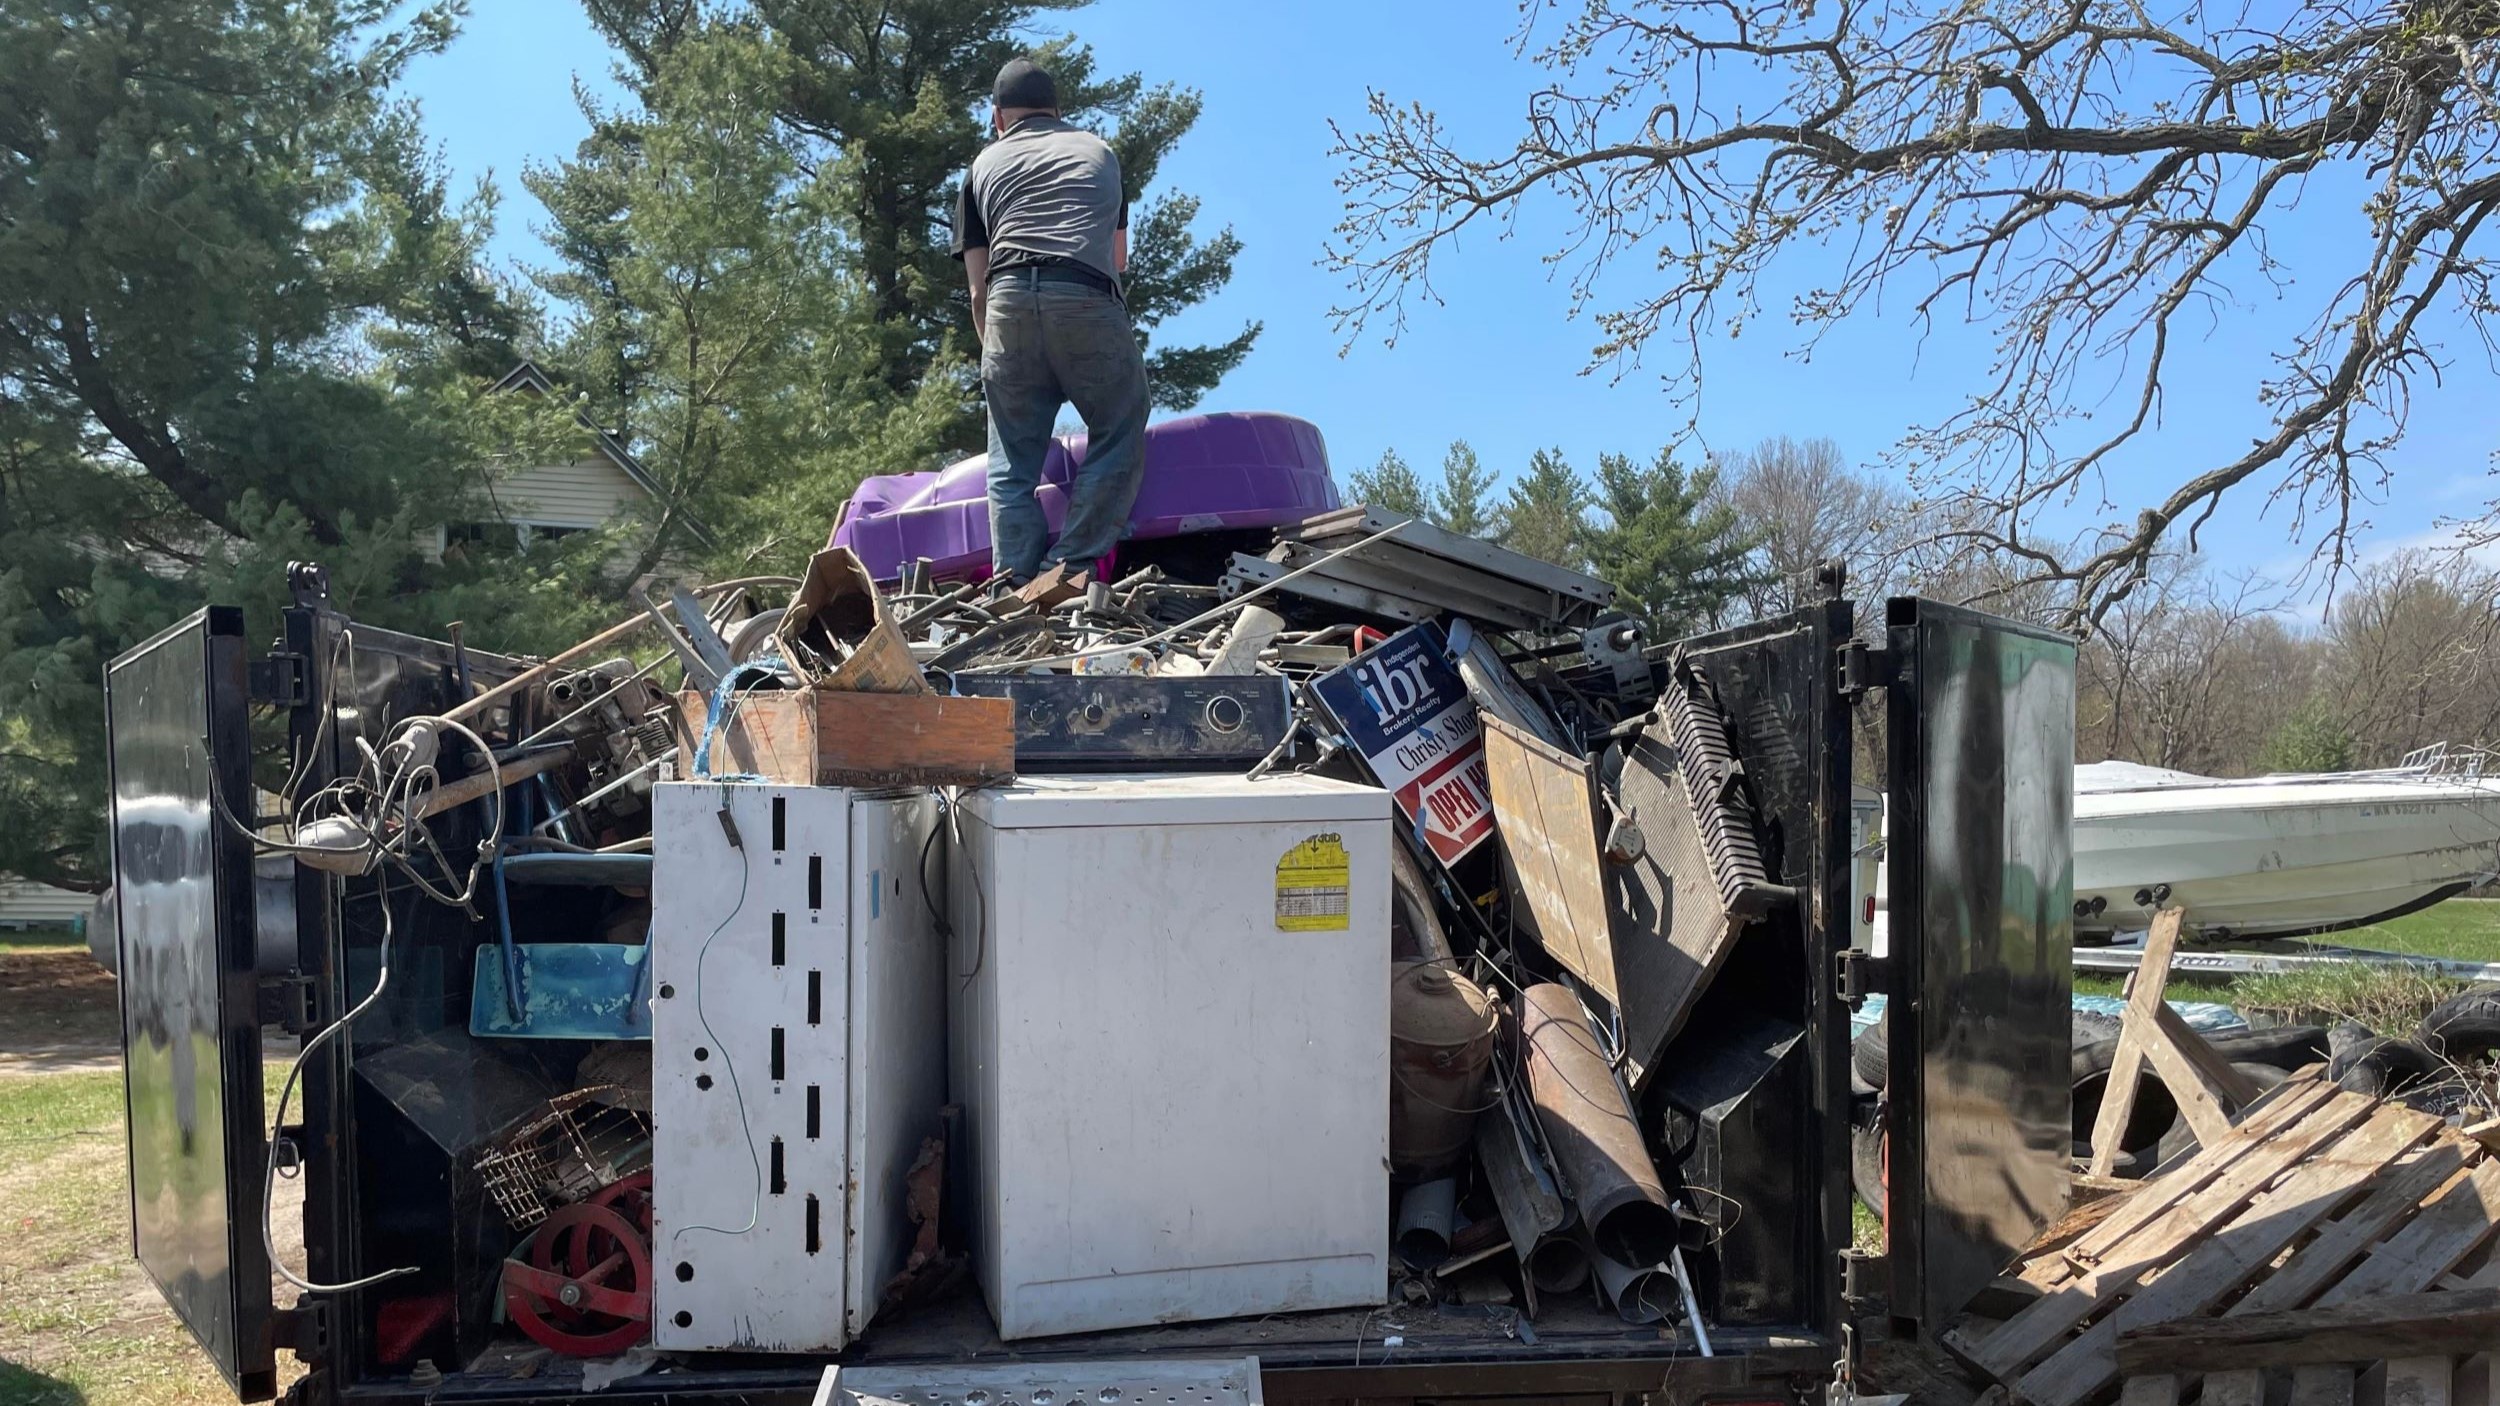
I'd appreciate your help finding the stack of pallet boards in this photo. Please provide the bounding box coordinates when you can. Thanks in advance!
[1942,1070,2500,1406]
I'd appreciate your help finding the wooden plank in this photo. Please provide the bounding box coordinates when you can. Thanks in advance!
[2461,1118,2500,1156]
[678,688,815,783]
[1970,1088,2375,1382]
[2232,1143,2476,1317]
[2074,1174,2139,1207]
[2316,1162,2500,1309]
[2203,1369,2265,1406]
[2090,908,2187,1176]
[2360,1358,2456,1406]
[2049,1077,2343,1278]
[2114,1288,2500,1373]
[676,688,1017,788]
[2296,1366,2361,1406]
[2150,1000,2266,1107]
[2010,1107,2439,1406]
[813,690,1014,788]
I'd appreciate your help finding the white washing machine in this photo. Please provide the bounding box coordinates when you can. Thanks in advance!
[948,772,1393,1339]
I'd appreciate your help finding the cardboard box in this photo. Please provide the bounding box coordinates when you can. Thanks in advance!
[676,688,1014,788]
[775,547,929,695]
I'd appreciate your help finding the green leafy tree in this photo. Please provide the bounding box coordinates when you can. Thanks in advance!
[582,0,1259,448]
[1433,440,1497,538]
[0,0,581,890]
[2258,697,2357,774]
[1497,448,1590,570]
[1348,449,1430,520]
[1583,451,1765,636]
[531,24,966,577]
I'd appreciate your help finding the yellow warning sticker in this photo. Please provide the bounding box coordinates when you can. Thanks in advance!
[1275,833,1353,932]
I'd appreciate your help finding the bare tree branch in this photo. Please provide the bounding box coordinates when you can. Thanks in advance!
[1327,0,2500,626]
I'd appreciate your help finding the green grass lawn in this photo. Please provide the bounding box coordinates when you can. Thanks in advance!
[0,1061,294,1406]
[0,929,84,954]
[2076,899,2500,1033]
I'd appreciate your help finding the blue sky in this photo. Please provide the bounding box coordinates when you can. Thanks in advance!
[403,2,2496,603]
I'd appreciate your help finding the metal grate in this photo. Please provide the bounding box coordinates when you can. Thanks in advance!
[473,1085,653,1231]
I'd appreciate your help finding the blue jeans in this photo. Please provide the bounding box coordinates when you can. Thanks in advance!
[982,270,1151,581]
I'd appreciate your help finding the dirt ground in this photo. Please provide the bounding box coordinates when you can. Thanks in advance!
[0,942,304,1406]
[0,948,122,1076]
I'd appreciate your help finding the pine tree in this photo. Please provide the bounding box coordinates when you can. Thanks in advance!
[0,0,580,889]
[581,0,1259,448]
[1348,449,1430,520]
[1433,440,1498,538]
[1497,448,1590,570]
[1582,451,1766,636]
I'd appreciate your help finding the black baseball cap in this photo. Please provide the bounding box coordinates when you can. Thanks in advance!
[993,58,1058,110]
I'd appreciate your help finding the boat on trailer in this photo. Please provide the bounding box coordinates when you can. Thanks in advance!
[2070,745,2500,941]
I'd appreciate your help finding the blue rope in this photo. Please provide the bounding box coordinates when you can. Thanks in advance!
[694,661,788,782]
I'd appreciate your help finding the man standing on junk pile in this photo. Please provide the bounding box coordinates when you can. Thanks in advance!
[952,56,1151,592]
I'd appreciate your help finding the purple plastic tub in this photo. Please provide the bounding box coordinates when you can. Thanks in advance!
[830,410,1340,582]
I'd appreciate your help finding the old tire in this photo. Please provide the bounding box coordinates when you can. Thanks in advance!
[1852,1120,1886,1223]
[2206,1024,2329,1073]
[2417,986,2500,1062]
[2070,1037,2182,1169]
[2329,1034,2442,1096]
[1853,1020,1889,1090]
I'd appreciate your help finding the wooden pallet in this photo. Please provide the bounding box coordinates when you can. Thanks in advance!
[1943,1073,2500,1406]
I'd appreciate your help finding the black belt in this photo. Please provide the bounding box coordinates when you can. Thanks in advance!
[990,260,1121,299]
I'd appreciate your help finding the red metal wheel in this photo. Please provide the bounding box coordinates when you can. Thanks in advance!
[503,1201,652,1357]
[588,1170,654,1238]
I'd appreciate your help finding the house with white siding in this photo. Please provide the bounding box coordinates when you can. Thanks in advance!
[431,361,688,558]
[0,878,92,931]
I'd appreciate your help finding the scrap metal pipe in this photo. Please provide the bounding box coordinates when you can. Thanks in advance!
[1520,983,1679,1267]
[1592,1250,1675,1326]
[1393,1178,1457,1270]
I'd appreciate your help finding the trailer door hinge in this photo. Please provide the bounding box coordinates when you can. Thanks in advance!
[272,1299,331,1363]
[259,973,319,1034]
[1836,950,1892,1004]
[249,651,309,707]
[1842,1248,1890,1319]
[1837,640,1889,701]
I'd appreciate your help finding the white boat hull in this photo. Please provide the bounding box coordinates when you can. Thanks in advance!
[2072,775,2500,939]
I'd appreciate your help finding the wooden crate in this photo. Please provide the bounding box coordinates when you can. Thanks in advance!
[1943,1073,2500,1406]
[674,687,1014,788]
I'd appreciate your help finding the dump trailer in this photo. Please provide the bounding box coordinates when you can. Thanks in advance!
[103,564,2075,1405]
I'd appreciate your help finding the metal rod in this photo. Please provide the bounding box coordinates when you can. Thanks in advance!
[536,754,667,833]
[440,575,799,727]
[995,518,1413,670]
[408,744,576,822]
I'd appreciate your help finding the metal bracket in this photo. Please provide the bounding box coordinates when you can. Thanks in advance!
[285,561,331,609]
[1835,950,1892,1003]
[258,973,319,1034]
[271,1299,331,1363]
[1841,1248,1889,1314]
[1837,640,1889,701]
[248,652,309,708]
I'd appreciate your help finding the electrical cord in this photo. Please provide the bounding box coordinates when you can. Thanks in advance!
[669,789,766,1246]
[263,877,417,1294]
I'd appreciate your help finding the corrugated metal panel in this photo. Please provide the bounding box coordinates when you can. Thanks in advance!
[492,458,649,528]
[0,878,92,926]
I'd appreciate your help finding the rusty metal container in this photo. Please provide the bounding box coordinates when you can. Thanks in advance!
[1389,960,1498,1178]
